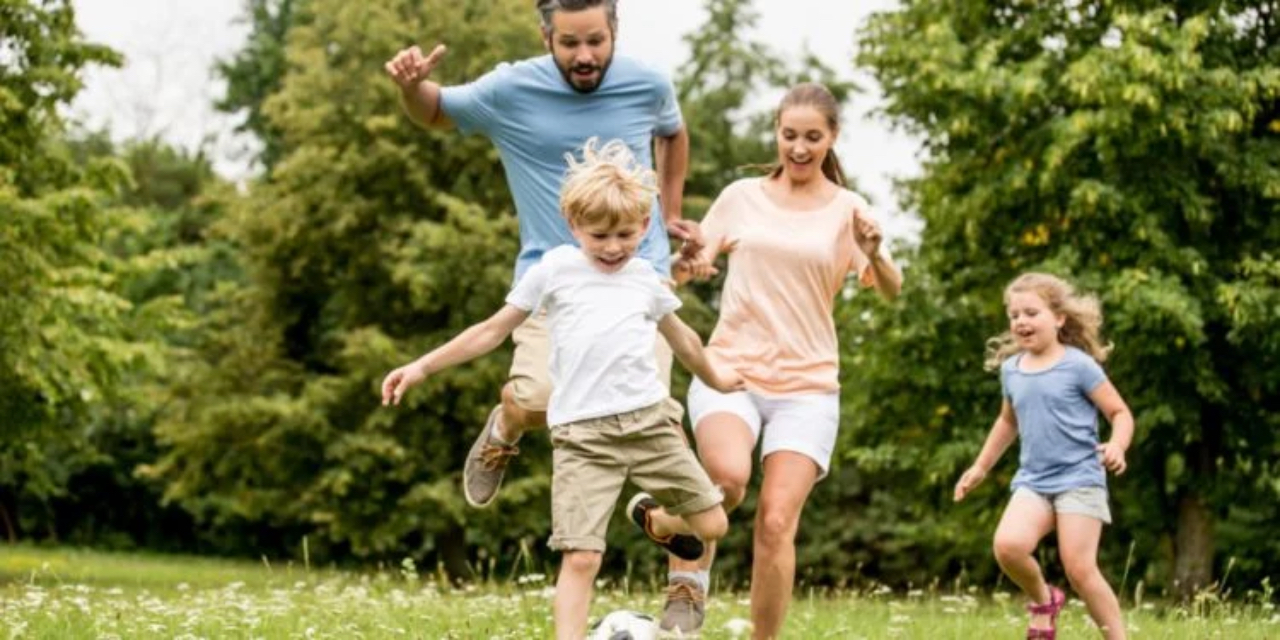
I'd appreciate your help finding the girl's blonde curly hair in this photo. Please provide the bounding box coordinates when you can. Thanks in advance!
[984,272,1112,371]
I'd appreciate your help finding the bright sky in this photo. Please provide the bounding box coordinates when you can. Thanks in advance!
[70,0,922,239]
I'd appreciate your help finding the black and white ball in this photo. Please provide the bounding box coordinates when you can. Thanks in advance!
[587,610,659,640]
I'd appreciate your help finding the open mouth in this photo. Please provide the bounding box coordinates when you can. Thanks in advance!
[596,255,625,267]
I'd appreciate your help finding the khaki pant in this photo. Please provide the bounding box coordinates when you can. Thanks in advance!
[547,402,723,552]
[508,311,682,424]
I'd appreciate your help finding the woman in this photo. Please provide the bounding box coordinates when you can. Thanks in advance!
[653,82,902,638]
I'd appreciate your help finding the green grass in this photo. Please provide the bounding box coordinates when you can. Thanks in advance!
[1,545,1276,638]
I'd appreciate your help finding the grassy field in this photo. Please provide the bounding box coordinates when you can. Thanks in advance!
[1,545,1276,638]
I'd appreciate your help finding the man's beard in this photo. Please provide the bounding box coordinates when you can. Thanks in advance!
[557,57,612,94]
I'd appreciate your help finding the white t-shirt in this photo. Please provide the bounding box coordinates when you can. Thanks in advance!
[506,245,681,426]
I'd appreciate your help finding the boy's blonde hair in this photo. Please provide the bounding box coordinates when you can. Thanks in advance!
[561,137,656,228]
[984,272,1113,371]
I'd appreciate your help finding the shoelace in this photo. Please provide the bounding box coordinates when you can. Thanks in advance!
[666,581,704,604]
[477,443,519,470]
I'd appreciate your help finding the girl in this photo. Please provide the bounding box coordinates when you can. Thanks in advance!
[652,82,902,639]
[954,273,1134,640]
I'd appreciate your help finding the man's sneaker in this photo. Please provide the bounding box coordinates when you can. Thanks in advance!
[462,405,519,508]
[659,576,706,636]
[626,492,705,561]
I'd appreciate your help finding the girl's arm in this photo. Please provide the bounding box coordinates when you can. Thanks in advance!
[954,399,1018,501]
[381,304,530,405]
[657,313,744,393]
[1089,380,1134,474]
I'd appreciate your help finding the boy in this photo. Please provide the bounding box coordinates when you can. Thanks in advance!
[380,138,738,639]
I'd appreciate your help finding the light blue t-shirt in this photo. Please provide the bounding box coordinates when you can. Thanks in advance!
[1002,346,1109,494]
[440,55,682,283]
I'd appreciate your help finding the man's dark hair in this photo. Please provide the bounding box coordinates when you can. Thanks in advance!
[536,0,618,33]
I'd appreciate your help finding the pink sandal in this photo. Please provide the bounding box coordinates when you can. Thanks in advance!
[1026,585,1066,639]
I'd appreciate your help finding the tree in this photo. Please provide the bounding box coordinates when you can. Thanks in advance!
[855,0,1280,596]
[149,0,547,574]
[0,0,146,541]
[216,0,303,171]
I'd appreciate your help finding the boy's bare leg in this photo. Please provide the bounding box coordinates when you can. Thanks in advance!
[554,550,602,640]
[498,381,546,440]
[462,383,544,507]
[646,505,728,542]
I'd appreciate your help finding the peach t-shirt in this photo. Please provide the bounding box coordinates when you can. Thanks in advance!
[700,177,882,396]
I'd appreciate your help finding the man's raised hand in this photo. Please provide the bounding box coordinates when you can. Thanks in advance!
[385,43,447,90]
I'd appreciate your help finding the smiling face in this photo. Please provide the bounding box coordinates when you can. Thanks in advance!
[1006,290,1065,355]
[570,216,648,273]
[544,6,614,93]
[775,104,837,185]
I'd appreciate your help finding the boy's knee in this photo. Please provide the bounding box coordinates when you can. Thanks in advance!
[559,550,603,576]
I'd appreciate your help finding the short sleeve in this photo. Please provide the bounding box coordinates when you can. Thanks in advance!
[653,72,683,137]
[506,257,551,312]
[648,278,682,321]
[699,182,741,262]
[1000,360,1013,400]
[439,63,511,136]
[1075,353,1108,393]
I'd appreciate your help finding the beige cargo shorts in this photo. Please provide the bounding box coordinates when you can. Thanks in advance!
[547,402,723,552]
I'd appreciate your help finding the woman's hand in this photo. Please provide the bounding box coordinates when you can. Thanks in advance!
[853,206,883,257]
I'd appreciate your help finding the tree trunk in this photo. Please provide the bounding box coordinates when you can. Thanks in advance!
[0,500,16,543]
[1173,489,1214,600]
[437,523,474,585]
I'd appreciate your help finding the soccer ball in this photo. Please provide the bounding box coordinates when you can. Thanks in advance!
[587,609,659,640]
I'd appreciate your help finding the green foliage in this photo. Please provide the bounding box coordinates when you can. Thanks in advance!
[216,0,302,171]
[0,0,120,194]
[854,0,1280,592]
[0,0,150,541]
[9,0,1279,594]
[149,0,545,569]
[676,0,857,212]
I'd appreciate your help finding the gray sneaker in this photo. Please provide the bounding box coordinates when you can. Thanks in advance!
[659,577,706,636]
[462,405,519,508]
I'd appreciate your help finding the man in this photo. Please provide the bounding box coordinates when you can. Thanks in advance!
[384,0,699,515]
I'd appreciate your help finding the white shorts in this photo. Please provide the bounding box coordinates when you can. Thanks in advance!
[687,378,840,480]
